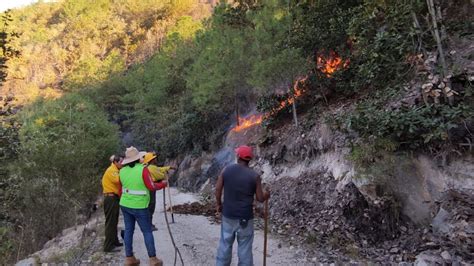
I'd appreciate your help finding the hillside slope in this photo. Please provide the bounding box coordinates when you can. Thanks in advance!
[2,0,473,264]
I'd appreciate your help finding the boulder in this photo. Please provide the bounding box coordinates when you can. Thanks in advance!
[414,251,444,266]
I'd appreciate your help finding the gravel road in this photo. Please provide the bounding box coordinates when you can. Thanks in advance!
[119,188,304,265]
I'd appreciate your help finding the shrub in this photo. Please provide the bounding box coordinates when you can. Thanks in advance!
[12,93,119,257]
[343,101,473,150]
[348,1,420,91]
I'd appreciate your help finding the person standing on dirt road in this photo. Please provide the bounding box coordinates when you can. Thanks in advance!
[215,145,270,266]
[118,147,167,266]
[143,152,176,231]
[101,154,124,252]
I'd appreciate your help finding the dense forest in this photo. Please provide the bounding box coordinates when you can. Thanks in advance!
[1,0,473,263]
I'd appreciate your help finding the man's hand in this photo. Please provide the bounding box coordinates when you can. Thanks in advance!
[154,180,167,190]
[264,190,270,201]
[216,203,222,213]
[262,183,270,201]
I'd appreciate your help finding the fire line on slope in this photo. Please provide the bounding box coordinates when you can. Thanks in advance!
[231,51,348,132]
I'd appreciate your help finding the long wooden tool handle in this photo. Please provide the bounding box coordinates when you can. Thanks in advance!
[263,199,269,266]
[166,177,175,223]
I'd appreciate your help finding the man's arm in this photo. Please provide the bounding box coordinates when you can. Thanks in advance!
[215,171,224,213]
[255,175,270,203]
[142,167,167,191]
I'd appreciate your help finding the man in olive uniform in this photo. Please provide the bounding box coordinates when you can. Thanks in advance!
[101,154,123,252]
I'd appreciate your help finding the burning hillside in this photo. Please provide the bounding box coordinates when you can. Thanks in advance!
[231,51,349,132]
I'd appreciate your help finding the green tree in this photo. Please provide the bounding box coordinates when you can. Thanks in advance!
[0,11,21,263]
[14,94,119,255]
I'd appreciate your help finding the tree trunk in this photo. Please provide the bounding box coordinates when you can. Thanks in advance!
[426,0,448,77]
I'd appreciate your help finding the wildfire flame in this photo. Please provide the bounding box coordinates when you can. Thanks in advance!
[231,51,348,132]
[317,51,349,77]
[231,114,264,132]
[232,77,306,133]
[275,76,306,112]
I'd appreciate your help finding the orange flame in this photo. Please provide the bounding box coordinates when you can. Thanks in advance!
[317,51,349,77]
[232,77,307,132]
[231,114,264,132]
[275,76,306,111]
[231,51,349,132]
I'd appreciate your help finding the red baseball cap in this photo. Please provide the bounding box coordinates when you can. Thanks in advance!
[235,145,253,161]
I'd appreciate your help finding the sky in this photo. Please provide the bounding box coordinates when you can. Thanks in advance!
[0,0,37,12]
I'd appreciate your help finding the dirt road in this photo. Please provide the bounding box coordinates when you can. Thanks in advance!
[118,188,304,265]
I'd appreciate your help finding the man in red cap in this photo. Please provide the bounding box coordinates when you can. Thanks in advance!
[215,145,270,266]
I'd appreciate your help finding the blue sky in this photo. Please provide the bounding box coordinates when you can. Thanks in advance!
[0,0,37,12]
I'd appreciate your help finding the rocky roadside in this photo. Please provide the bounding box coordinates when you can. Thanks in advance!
[267,170,473,265]
[15,202,124,266]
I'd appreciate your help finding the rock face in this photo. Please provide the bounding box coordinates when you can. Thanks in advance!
[431,191,473,258]
[353,154,474,225]
[251,119,474,226]
[174,147,235,192]
[173,115,473,263]
[268,171,405,257]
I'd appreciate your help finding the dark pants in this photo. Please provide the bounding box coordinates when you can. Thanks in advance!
[103,195,120,252]
[148,191,156,225]
[121,206,156,257]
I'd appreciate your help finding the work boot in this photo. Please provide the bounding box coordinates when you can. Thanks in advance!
[124,256,140,266]
[149,256,163,266]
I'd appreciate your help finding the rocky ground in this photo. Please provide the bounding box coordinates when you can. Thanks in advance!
[172,151,474,265]
[267,170,473,264]
[148,177,474,265]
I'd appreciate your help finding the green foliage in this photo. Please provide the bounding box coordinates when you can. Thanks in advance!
[348,1,418,90]
[186,20,253,111]
[343,101,473,149]
[250,48,308,91]
[3,0,209,101]
[0,13,21,263]
[290,0,359,56]
[0,226,15,261]
[13,93,119,256]
[167,16,203,40]
[0,10,20,84]
[2,0,473,260]
[65,49,126,90]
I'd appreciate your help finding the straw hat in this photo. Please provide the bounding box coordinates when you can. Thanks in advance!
[121,146,146,165]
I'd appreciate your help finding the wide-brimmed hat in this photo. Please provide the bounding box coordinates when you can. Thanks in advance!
[143,152,157,164]
[122,146,146,165]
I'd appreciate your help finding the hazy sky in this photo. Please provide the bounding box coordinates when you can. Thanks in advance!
[0,0,37,12]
